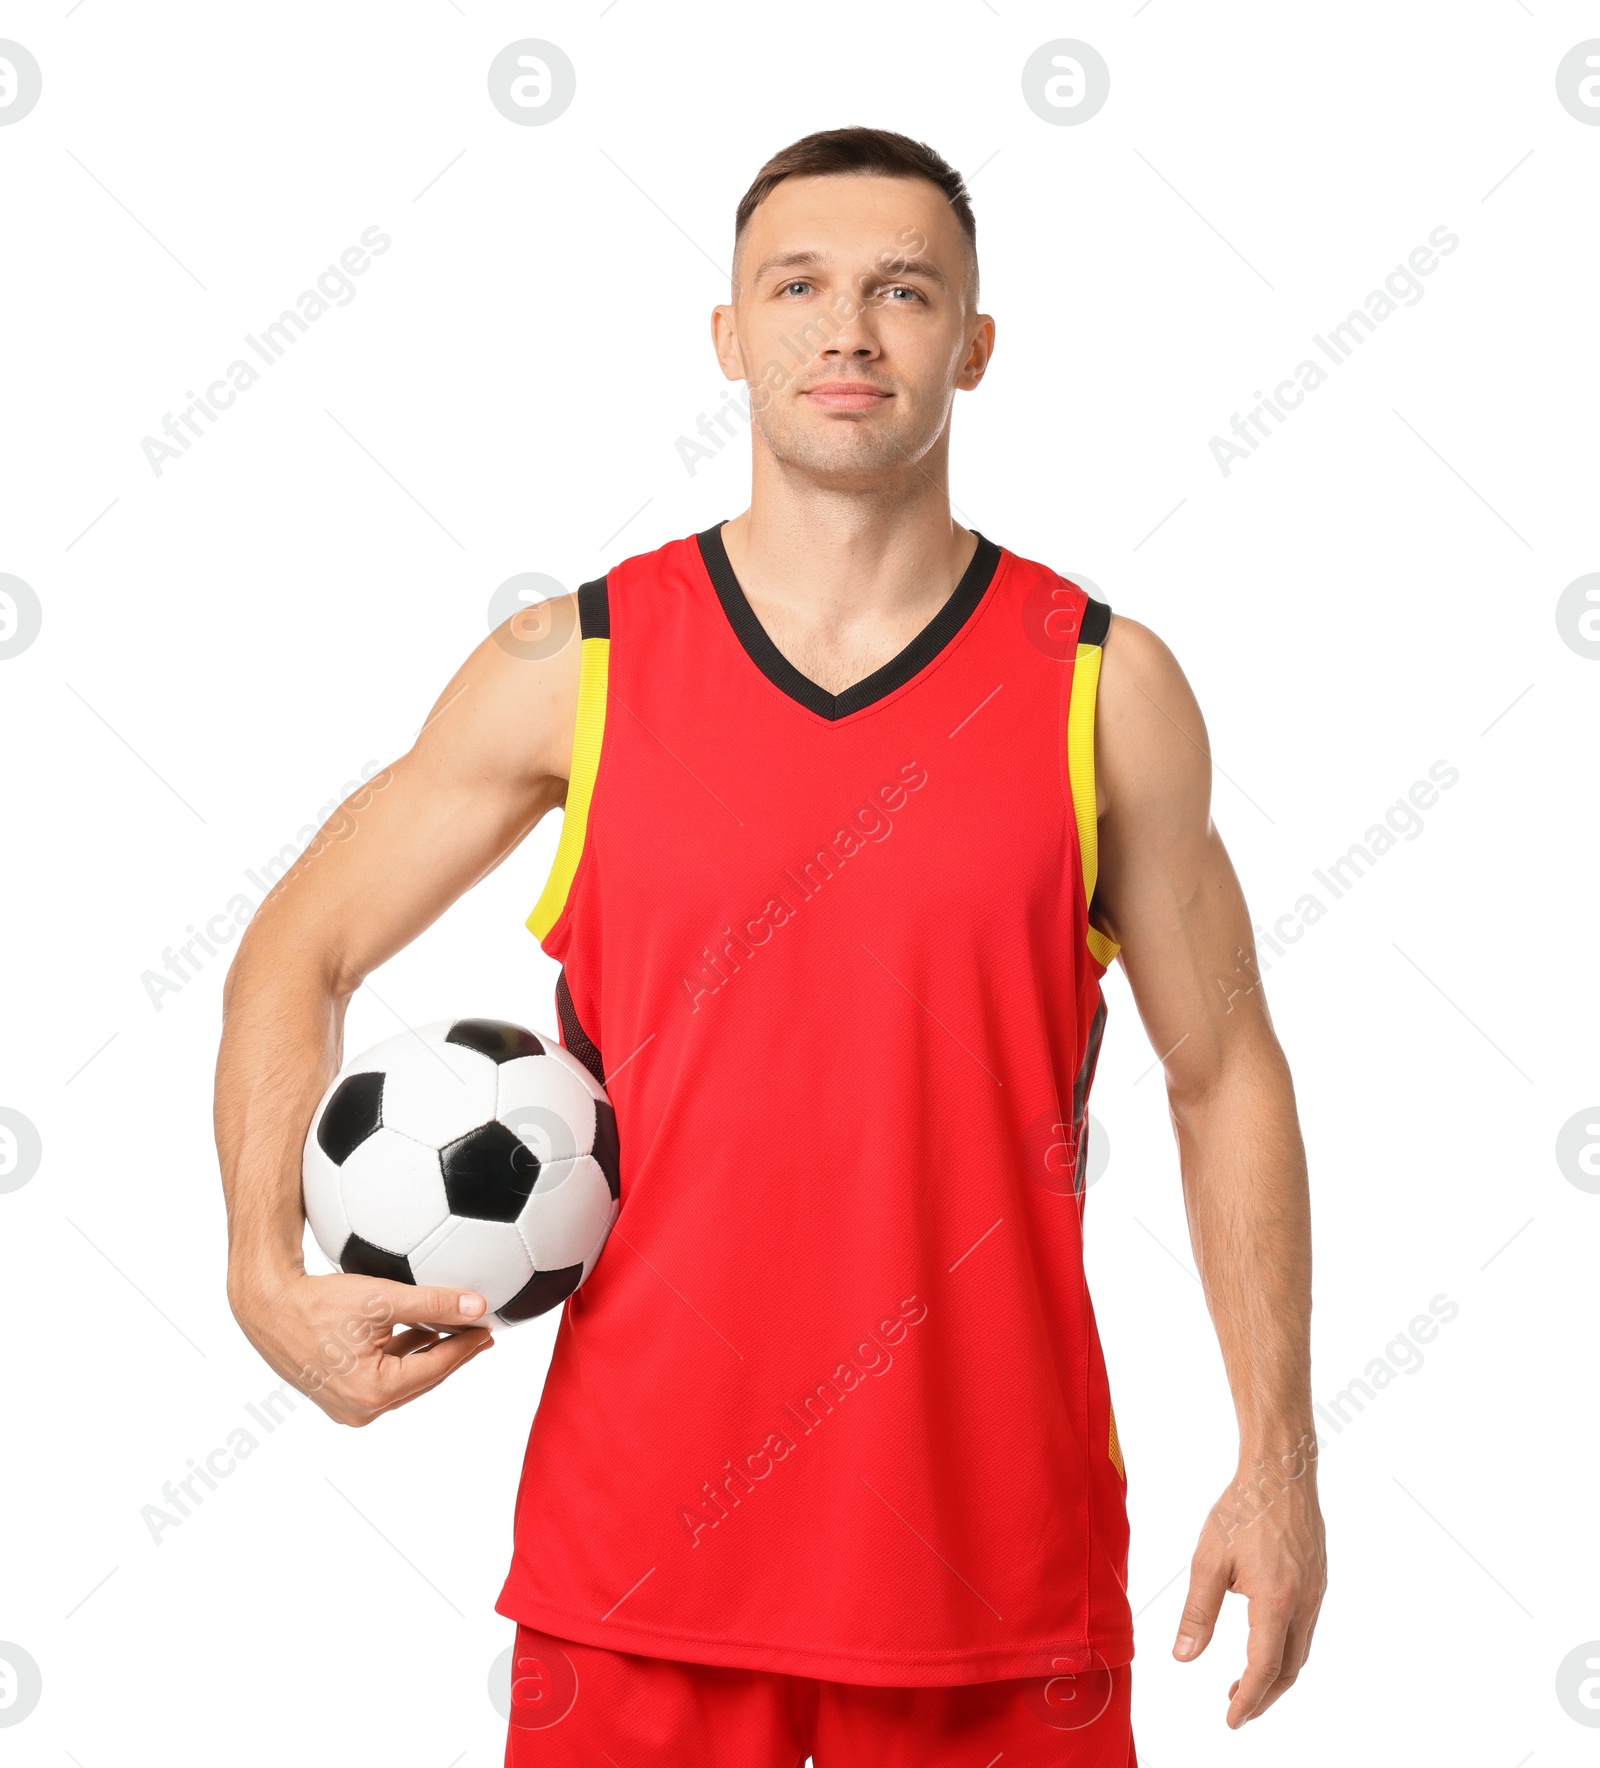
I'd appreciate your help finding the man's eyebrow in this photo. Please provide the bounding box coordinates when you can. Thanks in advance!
[870,255,949,290]
[750,248,950,291]
[751,248,827,283]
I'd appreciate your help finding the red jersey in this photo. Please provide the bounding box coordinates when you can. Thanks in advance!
[496,522,1131,1685]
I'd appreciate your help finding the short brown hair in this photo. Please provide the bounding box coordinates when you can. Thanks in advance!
[733,126,978,306]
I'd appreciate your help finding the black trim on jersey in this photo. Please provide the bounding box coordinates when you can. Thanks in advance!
[577,576,610,641]
[1079,595,1111,648]
[555,968,606,1088]
[1071,995,1109,1198]
[696,520,1003,720]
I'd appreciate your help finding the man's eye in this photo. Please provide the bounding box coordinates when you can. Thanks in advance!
[782,281,812,296]
[881,285,922,302]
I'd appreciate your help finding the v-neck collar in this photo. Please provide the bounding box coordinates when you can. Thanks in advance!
[694,520,1002,721]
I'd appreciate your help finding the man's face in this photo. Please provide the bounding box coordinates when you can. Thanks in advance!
[714,173,993,485]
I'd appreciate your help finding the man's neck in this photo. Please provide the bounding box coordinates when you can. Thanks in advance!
[719,488,978,696]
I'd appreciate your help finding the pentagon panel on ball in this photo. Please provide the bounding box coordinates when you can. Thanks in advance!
[300,1017,621,1326]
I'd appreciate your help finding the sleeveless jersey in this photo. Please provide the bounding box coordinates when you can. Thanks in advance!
[495,522,1131,1685]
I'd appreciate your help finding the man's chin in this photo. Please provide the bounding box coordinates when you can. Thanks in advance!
[766,429,922,481]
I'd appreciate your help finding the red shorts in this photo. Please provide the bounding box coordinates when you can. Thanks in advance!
[503,1624,1137,1766]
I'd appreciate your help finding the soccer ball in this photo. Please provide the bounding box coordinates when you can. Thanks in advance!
[301,1017,620,1327]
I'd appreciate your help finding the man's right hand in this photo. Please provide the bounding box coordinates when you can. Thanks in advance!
[229,1268,496,1427]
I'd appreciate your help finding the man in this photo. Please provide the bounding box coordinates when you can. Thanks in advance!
[216,127,1325,1764]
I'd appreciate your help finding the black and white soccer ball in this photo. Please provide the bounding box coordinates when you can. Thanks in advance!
[301,1018,619,1327]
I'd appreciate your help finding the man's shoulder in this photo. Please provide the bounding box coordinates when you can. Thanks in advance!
[597,523,717,594]
[1095,614,1207,823]
[982,537,1110,622]
[1101,612,1176,681]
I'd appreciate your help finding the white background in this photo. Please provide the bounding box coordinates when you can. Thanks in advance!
[1,2,1596,1763]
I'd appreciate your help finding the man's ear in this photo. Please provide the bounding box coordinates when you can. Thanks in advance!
[957,314,996,392]
[711,302,745,384]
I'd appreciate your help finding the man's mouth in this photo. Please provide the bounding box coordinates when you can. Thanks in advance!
[802,382,893,411]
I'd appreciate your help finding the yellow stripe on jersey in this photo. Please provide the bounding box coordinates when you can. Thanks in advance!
[1087,923,1120,969]
[527,635,609,941]
[1109,1402,1126,1480]
[1065,634,1122,967]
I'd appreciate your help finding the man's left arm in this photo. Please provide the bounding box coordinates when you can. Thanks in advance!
[1090,614,1327,1729]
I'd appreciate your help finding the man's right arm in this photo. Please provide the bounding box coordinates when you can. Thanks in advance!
[215,603,581,1425]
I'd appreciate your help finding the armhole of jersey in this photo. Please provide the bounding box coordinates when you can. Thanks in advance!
[527,577,610,942]
[1066,596,1121,970]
